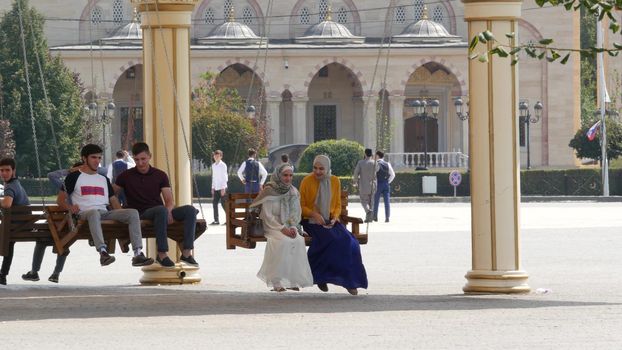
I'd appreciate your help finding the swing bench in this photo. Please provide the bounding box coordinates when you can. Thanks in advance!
[225,191,367,249]
[0,205,207,257]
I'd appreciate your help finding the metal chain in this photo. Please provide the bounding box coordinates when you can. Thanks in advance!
[17,0,45,202]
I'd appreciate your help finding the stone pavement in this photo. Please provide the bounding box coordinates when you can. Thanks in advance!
[1,202,621,349]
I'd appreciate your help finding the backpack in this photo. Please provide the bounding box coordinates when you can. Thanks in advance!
[112,160,128,183]
[244,159,260,182]
[377,161,390,182]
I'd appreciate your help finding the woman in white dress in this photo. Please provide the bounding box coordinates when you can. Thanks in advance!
[250,164,313,292]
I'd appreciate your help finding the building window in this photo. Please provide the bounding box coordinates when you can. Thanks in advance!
[112,0,124,24]
[224,0,233,19]
[242,7,254,25]
[300,7,310,25]
[432,5,445,23]
[91,7,103,24]
[319,0,328,22]
[413,0,424,21]
[204,7,215,24]
[319,66,329,77]
[395,6,406,24]
[337,7,348,24]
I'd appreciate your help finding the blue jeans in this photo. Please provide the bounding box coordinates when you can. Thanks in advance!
[140,205,198,252]
[244,181,260,194]
[373,181,390,220]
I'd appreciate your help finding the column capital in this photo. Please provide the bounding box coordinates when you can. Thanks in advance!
[388,95,406,103]
[462,0,522,20]
[362,95,379,103]
[265,97,282,103]
[291,97,309,103]
[132,0,199,12]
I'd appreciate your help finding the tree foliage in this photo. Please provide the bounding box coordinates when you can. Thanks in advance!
[469,0,622,65]
[191,72,263,168]
[568,118,622,161]
[297,139,364,176]
[0,0,84,175]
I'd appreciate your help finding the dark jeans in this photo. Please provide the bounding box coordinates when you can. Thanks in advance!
[244,181,260,194]
[212,189,226,222]
[0,242,15,276]
[32,241,67,274]
[140,205,198,252]
[373,181,391,220]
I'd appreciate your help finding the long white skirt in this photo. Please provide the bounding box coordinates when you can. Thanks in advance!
[257,230,313,289]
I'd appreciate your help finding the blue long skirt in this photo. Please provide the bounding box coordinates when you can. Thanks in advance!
[302,221,368,289]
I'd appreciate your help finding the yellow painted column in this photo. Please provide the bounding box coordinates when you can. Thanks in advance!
[132,0,200,284]
[462,0,529,293]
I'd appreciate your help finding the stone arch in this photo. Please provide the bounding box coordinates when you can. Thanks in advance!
[303,58,365,94]
[518,19,549,166]
[401,58,466,97]
[112,64,144,151]
[215,58,270,89]
[290,0,362,38]
[194,0,265,38]
[215,63,266,114]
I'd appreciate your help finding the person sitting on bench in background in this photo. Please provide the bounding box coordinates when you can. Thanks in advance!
[58,144,154,267]
[114,142,199,268]
[0,158,30,286]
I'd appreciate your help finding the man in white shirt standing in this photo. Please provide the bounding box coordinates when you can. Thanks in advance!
[236,148,267,194]
[210,150,228,225]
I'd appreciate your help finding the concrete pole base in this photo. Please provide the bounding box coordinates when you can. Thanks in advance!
[139,263,201,285]
[463,269,530,294]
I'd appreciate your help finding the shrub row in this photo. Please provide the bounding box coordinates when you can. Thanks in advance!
[18,168,622,198]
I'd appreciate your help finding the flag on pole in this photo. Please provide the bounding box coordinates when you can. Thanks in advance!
[586,120,602,141]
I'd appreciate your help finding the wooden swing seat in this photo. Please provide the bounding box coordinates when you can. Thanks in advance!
[225,191,367,249]
[0,205,207,257]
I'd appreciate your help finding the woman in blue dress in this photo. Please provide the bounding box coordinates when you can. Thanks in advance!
[299,155,368,295]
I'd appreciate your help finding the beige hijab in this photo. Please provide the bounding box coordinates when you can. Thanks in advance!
[313,155,332,223]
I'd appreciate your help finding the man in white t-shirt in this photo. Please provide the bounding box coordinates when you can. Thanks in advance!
[210,150,228,225]
[58,144,154,267]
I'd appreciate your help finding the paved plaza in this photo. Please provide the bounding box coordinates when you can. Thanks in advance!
[1,201,621,349]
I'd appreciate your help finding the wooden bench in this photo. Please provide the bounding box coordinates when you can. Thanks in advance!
[225,191,366,249]
[0,205,207,257]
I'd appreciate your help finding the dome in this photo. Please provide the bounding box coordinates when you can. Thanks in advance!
[393,7,461,44]
[197,7,264,45]
[101,11,142,46]
[295,11,364,45]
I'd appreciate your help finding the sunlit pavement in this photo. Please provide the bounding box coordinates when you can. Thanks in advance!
[1,201,621,349]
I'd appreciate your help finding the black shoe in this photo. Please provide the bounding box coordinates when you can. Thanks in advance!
[364,211,373,223]
[209,221,220,225]
[180,254,199,267]
[100,251,116,266]
[385,218,390,223]
[317,283,329,292]
[373,217,378,222]
[132,253,155,267]
[156,255,176,268]
[0,274,6,285]
[22,271,40,282]
[48,273,59,283]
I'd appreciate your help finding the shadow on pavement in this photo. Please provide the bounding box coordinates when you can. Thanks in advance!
[0,285,616,322]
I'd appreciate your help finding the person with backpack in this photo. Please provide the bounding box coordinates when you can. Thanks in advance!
[237,148,268,194]
[352,148,377,223]
[373,151,395,223]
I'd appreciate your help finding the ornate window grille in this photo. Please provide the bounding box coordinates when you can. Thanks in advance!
[319,0,328,22]
[112,0,124,24]
[432,5,445,23]
[224,0,233,20]
[91,7,103,24]
[204,7,215,24]
[413,0,424,21]
[337,7,348,24]
[242,7,254,25]
[300,7,310,25]
[395,6,406,23]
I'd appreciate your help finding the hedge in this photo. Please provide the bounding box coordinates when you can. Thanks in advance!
[18,168,622,198]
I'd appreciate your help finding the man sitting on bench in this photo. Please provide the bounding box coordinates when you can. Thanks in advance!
[58,144,154,267]
[114,142,199,268]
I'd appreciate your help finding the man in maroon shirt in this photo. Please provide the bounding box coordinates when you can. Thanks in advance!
[114,142,198,268]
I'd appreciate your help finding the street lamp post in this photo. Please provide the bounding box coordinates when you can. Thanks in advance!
[454,97,469,121]
[411,98,440,170]
[88,100,116,164]
[518,100,543,169]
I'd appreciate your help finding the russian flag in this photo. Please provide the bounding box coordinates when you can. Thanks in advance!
[586,120,601,141]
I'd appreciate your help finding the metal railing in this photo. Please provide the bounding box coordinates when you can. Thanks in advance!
[386,152,469,169]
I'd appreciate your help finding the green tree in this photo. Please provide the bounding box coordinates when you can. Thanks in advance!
[191,72,260,168]
[298,139,364,176]
[580,8,598,123]
[569,118,622,161]
[0,0,83,175]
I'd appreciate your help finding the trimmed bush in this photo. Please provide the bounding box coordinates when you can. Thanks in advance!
[297,139,364,176]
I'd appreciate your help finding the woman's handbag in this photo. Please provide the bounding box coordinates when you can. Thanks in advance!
[245,207,265,238]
